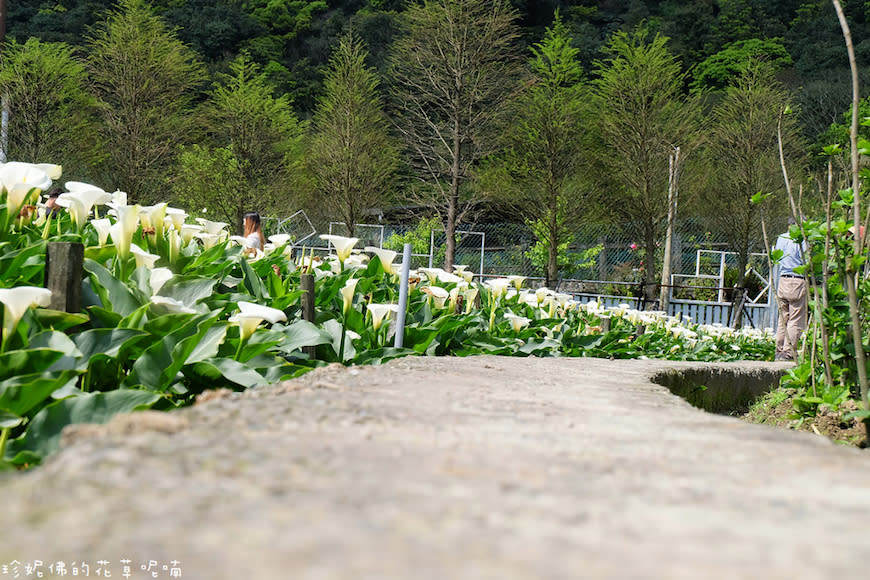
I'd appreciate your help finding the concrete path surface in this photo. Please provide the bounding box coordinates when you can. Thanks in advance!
[2,355,869,580]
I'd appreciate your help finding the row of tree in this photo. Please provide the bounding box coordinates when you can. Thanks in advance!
[0,0,845,292]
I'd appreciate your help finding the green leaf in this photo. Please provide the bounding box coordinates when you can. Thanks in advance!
[189,357,266,388]
[240,257,269,299]
[31,309,89,331]
[74,328,148,369]
[277,319,334,353]
[124,313,220,391]
[0,348,66,380]
[157,275,218,307]
[186,323,228,364]
[5,390,160,464]
[84,258,143,316]
[0,411,23,428]
[0,370,82,416]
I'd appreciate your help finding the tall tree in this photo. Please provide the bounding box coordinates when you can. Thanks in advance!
[701,60,800,323]
[175,53,304,228]
[389,0,523,270]
[0,38,103,178]
[592,27,701,305]
[307,34,399,237]
[481,13,592,288]
[86,0,205,202]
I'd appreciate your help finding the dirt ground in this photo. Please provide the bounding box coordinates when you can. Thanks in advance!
[743,388,868,447]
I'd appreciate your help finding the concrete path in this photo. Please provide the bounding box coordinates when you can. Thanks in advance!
[2,356,869,580]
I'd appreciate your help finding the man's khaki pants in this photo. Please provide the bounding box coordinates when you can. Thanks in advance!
[775,276,807,360]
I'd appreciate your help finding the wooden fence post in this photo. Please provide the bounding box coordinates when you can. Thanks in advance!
[45,242,83,313]
[300,273,317,359]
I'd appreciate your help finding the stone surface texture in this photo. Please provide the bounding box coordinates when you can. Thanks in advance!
[2,355,869,580]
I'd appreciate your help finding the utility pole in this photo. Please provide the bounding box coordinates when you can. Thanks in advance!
[659,146,681,313]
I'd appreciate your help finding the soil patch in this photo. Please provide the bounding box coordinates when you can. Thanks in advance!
[742,388,868,447]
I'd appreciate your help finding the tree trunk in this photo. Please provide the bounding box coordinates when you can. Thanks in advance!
[644,220,657,308]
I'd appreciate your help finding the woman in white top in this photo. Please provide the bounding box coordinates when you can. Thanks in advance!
[243,211,266,252]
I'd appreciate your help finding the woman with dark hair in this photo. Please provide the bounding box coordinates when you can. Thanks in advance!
[243,211,266,252]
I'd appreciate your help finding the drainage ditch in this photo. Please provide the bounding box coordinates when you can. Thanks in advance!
[651,365,789,415]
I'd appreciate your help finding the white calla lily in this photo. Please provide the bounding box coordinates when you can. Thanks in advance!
[504,312,531,333]
[90,218,112,246]
[320,234,359,265]
[109,204,141,261]
[341,278,359,315]
[365,246,398,275]
[195,217,229,235]
[0,162,52,196]
[269,234,292,247]
[150,295,197,315]
[367,303,399,331]
[0,287,52,347]
[149,268,174,294]
[422,285,450,309]
[194,232,222,249]
[165,207,187,231]
[130,244,160,269]
[181,224,202,244]
[231,301,288,341]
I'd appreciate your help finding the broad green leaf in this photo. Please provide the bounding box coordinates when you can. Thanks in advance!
[31,309,89,331]
[240,257,269,299]
[186,324,229,364]
[189,357,266,388]
[124,313,220,391]
[86,305,123,328]
[0,348,66,380]
[157,275,218,307]
[84,258,143,316]
[5,389,160,464]
[0,370,81,416]
[276,319,334,353]
[74,328,148,368]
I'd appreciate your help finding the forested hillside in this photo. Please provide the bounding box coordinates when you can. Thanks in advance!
[6,0,866,127]
[1,0,868,282]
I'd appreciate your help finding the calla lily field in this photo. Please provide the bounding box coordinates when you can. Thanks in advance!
[0,162,773,469]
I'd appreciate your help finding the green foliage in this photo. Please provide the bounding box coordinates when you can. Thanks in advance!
[85,0,206,203]
[0,38,103,179]
[306,34,400,233]
[481,12,590,287]
[691,38,793,93]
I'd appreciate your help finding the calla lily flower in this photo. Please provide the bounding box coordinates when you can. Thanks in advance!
[130,244,160,269]
[365,246,398,275]
[150,295,197,315]
[165,207,187,232]
[367,303,399,331]
[167,228,182,265]
[320,234,359,265]
[56,187,112,229]
[140,203,168,238]
[463,286,480,314]
[109,204,141,261]
[195,218,229,235]
[181,224,202,244]
[504,312,531,333]
[90,218,112,246]
[421,285,450,309]
[269,234,292,247]
[0,286,52,346]
[0,162,52,195]
[149,267,173,294]
[230,301,288,341]
[507,275,526,290]
[486,278,512,299]
[341,278,359,315]
[36,163,62,179]
[194,232,222,249]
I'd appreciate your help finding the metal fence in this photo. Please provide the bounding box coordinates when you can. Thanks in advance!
[272,216,778,329]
